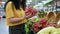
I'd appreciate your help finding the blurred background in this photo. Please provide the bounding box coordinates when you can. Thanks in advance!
[0,0,60,34]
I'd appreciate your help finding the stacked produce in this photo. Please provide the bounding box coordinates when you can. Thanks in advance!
[30,18,60,34]
[25,7,60,34]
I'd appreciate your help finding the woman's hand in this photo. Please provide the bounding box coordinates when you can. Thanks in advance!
[25,13,32,19]
[25,13,35,19]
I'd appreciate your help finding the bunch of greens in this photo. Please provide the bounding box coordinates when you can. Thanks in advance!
[25,19,34,34]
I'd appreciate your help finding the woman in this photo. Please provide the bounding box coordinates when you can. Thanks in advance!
[4,0,34,34]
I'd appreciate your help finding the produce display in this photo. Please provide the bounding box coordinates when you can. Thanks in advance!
[25,6,60,34]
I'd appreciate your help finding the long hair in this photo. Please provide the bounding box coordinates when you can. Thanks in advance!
[4,0,26,11]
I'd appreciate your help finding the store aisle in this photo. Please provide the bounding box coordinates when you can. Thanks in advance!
[0,18,9,34]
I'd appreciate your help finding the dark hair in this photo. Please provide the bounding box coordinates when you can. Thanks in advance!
[4,0,26,10]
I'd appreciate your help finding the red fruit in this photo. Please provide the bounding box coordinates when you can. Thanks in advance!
[40,18,47,25]
[32,23,40,32]
[32,9,37,15]
[25,7,33,15]
[34,23,40,28]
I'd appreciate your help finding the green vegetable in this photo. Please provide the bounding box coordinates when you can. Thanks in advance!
[25,19,34,34]
[25,24,29,34]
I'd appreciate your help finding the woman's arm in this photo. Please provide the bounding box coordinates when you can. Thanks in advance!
[8,13,34,23]
[8,17,25,23]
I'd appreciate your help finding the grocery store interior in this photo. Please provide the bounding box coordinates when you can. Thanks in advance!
[0,0,60,34]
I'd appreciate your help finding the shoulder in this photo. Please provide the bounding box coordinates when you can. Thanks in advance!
[6,1,13,11]
[6,1,13,10]
[6,1,13,7]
